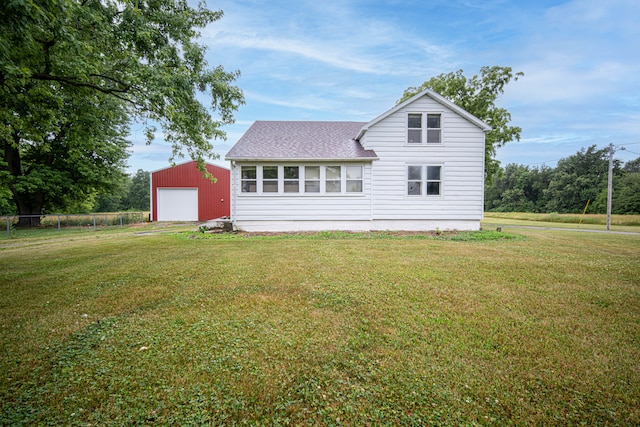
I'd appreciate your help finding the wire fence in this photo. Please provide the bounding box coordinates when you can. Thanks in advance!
[2,212,148,237]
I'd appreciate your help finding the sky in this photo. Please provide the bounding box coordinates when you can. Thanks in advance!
[126,0,640,173]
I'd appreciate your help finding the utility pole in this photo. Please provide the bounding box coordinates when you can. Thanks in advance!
[606,144,613,231]
[605,144,626,231]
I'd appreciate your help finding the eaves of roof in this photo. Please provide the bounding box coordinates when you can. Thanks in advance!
[356,89,492,140]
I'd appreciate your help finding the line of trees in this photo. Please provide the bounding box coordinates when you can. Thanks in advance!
[0,169,150,215]
[485,145,640,214]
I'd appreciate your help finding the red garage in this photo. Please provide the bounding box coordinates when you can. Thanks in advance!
[151,161,230,222]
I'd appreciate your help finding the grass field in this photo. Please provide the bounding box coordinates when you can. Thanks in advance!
[484,212,640,233]
[1,225,639,425]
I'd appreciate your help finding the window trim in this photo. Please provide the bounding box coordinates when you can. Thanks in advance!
[240,165,257,193]
[304,165,321,193]
[407,113,422,144]
[345,165,363,193]
[239,164,366,196]
[406,112,444,145]
[262,165,279,193]
[406,164,444,197]
[426,113,442,144]
[426,165,442,195]
[325,165,342,193]
[283,165,300,193]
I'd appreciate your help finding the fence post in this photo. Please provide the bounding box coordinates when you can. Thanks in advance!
[6,218,9,238]
[93,215,96,231]
[58,215,61,233]
[120,213,123,228]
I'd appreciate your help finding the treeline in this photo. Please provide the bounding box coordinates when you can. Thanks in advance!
[485,145,640,214]
[0,170,150,216]
[93,169,150,213]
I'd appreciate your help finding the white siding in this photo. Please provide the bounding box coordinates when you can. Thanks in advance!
[228,93,486,232]
[230,163,373,230]
[361,96,485,222]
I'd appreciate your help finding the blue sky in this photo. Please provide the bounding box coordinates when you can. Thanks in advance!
[127,0,640,173]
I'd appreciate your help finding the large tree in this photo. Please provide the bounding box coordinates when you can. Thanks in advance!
[123,169,151,211]
[399,66,523,179]
[1,0,243,223]
[544,145,614,213]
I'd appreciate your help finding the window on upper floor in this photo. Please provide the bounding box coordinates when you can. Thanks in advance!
[408,113,422,143]
[241,166,257,193]
[427,114,441,143]
[407,113,442,144]
[407,165,442,196]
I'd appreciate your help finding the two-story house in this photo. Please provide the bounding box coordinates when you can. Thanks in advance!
[225,89,491,232]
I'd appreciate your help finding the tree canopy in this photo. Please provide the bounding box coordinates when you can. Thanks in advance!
[485,147,640,214]
[1,0,244,221]
[399,66,523,179]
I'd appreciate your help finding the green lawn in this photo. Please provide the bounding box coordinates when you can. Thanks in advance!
[1,227,639,425]
[483,212,640,233]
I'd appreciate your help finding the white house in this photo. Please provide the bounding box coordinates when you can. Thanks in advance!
[225,89,491,232]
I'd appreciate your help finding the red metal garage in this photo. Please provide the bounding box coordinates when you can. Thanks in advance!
[151,161,230,222]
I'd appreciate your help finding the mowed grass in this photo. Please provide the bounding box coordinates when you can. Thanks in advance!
[1,228,639,425]
[484,212,640,232]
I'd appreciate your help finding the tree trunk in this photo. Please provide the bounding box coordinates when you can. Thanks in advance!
[3,134,43,226]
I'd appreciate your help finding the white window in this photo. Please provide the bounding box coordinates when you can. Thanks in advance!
[427,114,441,143]
[407,165,422,195]
[346,166,363,193]
[408,113,422,143]
[262,166,278,193]
[407,113,442,144]
[304,166,320,193]
[240,165,366,195]
[426,165,442,195]
[407,165,442,196]
[326,166,341,193]
[284,166,300,193]
[241,166,256,193]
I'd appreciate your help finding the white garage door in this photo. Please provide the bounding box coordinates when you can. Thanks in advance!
[157,188,198,221]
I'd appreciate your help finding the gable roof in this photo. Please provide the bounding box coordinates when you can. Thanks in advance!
[225,121,377,161]
[355,89,492,140]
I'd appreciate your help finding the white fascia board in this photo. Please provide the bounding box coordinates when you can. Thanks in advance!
[224,157,378,162]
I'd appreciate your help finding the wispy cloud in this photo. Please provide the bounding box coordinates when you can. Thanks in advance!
[128,0,640,171]
[209,32,384,74]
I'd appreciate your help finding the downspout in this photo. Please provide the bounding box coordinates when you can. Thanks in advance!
[230,161,237,230]
[149,173,154,222]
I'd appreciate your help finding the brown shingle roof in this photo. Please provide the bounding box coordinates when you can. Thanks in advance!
[225,121,377,161]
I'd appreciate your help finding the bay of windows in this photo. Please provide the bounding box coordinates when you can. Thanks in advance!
[240,165,363,194]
